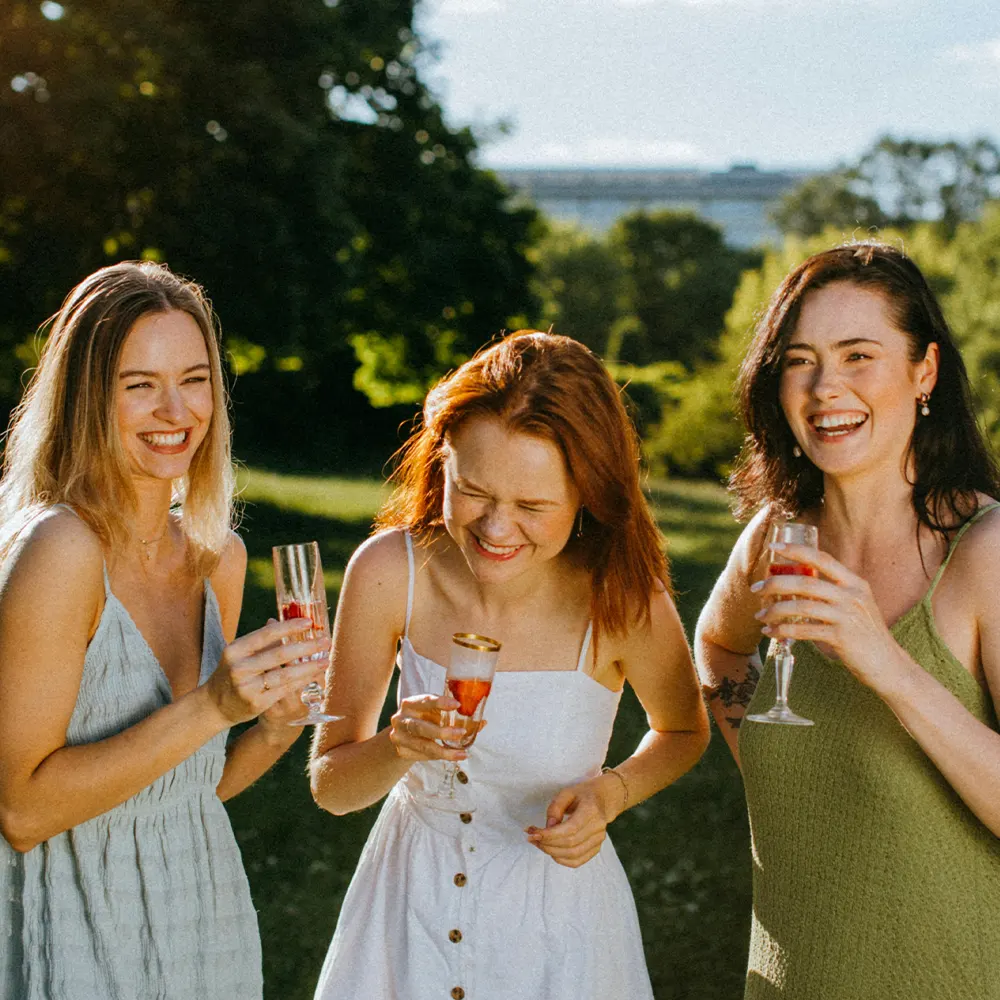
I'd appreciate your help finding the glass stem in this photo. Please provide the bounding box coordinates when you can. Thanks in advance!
[774,642,794,709]
[301,682,322,711]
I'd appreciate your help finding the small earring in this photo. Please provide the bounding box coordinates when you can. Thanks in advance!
[919,392,931,417]
[792,445,802,458]
[575,507,585,538]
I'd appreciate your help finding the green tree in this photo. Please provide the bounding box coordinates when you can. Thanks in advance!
[773,136,1000,238]
[530,223,624,355]
[770,172,886,240]
[610,210,754,368]
[646,228,911,476]
[0,0,538,462]
[937,203,1000,438]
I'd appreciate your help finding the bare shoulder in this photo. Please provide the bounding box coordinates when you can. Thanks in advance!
[0,507,104,634]
[340,529,411,629]
[211,530,248,589]
[732,504,778,582]
[2,507,103,590]
[619,583,688,664]
[948,498,1000,583]
[347,527,410,580]
[209,531,248,638]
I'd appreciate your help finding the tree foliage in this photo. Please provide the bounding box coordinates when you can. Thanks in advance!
[532,210,752,370]
[644,212,1000,478]
[773,136,1000,238]
[0,0,537,462]
[610,211,756,368]
[531,224,624,355]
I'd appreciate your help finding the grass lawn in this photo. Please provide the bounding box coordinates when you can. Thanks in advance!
[225,468,751,1000]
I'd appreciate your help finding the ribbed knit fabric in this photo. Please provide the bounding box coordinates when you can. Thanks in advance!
[739,506,1000,1000]
[0,570,262,1000]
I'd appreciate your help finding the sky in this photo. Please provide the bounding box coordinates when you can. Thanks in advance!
[415,0,1000,171]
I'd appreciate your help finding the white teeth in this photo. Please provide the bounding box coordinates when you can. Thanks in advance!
[813,414,867,430]
[477,537,520,555]
[140,431,186,446]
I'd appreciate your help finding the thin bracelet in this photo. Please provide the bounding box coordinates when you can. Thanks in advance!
[601,766,629,812]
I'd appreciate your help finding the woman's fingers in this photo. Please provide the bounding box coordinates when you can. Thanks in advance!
[253,657,326,697]
[229,636,330,681]
[752,573,836,602]
[389,695,467,760]
[755,598,839,625]
[529,826,606,866]
[768,542,860,586]
[226,617,319,658]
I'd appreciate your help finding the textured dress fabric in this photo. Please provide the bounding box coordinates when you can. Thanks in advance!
[740,506,1000,1000]
[313,532,654,1000]
[0,569,262,1000]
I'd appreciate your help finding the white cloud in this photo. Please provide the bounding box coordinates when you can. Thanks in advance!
[496,137,709,167]
[945,38,1000,67]
[433,0,504,14]
[610,0,899,7]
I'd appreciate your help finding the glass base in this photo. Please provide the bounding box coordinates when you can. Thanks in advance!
[746,706,814,727]
[287,711,344,726]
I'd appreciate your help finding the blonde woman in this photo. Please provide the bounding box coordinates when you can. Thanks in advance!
[0,262,328,999]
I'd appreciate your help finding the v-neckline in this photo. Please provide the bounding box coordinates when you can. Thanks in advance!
[104,581,213,702]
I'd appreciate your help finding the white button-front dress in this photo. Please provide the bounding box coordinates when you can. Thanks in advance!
[312,533,655,1000]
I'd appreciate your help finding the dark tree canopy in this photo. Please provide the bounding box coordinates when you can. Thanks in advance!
[0,0,538,464]
[610,211,755,369]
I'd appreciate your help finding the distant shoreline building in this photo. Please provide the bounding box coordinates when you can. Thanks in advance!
[496,164,814,248]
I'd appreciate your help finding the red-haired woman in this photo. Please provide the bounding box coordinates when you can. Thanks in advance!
[309,332,709,1000]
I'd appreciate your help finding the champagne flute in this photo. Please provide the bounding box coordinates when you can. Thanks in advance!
[747,521,818,727]
[424,632,501,808]
[272,541,342,726]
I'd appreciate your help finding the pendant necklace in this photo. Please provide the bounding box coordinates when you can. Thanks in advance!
[138,527,168,562]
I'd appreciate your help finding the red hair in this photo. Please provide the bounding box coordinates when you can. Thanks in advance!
[376,331,669,639]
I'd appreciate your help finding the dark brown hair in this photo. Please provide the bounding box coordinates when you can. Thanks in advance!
[376,331,668,639]
[730,241,1000,535]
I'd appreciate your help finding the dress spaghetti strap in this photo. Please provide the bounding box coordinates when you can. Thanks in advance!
[926,502,1000,599]
[575,621,594,673]
[403,530,415,639]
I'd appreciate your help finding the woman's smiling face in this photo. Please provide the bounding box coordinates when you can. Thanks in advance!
[779,282,938,483]
[116,309,214,483]
[442,415,580,585]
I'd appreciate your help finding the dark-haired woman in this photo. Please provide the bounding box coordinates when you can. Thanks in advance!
[309,331,709,1000]
[696,242,1000,999]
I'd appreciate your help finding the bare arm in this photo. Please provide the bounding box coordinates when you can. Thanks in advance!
[310,532,423,814]
[528,588,711,868]
[694,509,772,768]
[310,531,477,815]
[213,534,318,801]
[0,514,328,851]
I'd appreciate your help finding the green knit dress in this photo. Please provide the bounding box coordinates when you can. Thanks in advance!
[739,506,1000,1000]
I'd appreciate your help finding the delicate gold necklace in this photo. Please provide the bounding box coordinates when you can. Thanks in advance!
[138,526,168,561]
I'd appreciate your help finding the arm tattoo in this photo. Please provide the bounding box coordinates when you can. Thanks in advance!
[707,656,761,730]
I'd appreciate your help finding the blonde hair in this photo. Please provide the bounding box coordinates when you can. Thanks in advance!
[0,261,235,574]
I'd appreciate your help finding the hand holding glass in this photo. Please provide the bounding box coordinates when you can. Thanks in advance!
[425,633,501,807]
[747,521,818,727]
[272,541,341,726]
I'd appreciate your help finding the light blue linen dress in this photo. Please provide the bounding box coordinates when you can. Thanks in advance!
[0,567,262,1000]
